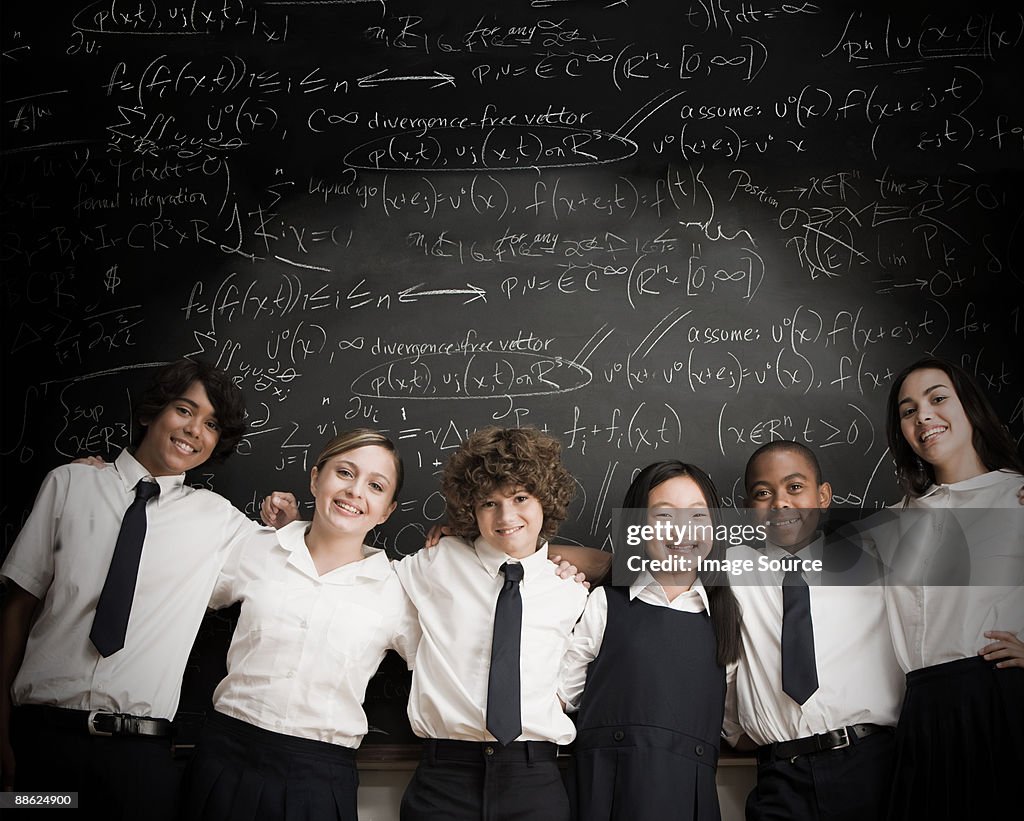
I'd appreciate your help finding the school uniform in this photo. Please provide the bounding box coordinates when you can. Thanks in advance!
[181,521,420,820]
[394,536,588,821]
[1,449,255,820]
[882,470,1024,821]
[724,540,904,821]
[560,576,724,821]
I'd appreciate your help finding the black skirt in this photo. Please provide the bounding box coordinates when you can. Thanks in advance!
[180,711,359,821]
[887,656,1024,820]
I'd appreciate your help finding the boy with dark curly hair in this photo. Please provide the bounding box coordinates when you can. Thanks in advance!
[395,426,588,821]
[1,359,254,819]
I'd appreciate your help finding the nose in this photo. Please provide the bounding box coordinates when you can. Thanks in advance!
[772,498,791,509]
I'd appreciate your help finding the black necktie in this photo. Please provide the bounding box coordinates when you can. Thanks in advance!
[90,479,160,657]
[781,570,818,705]
[486,561,524,746]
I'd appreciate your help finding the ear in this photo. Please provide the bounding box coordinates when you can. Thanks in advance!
[309,466,319,498]
[817,481,833,509]
[377,499,397,527]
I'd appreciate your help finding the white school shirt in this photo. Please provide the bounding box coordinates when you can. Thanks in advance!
[883,470,1024,673]
[209,521,420,747]
[558,574,710,711]
[394,536,588,745]
[2,449,255,719]
[723,540,904,747]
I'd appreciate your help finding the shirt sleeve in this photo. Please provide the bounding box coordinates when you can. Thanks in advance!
[557,586,608,712]
[1,467,71,598]
[208,504,262,609]
[386,569,421,670]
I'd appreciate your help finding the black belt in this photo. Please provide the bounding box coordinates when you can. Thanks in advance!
[16,704,174,738]
[756,723,889,764]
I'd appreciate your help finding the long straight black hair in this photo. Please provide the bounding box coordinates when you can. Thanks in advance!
[615,460,742,667]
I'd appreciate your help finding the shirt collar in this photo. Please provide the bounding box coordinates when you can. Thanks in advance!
[920,469,1018,497]
[764,534,824,583]
[276,520,391,583]
[116,448,184,506]
[473,536,550,580]
[630,571,710,612]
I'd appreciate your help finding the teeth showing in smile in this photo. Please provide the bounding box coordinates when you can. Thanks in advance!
[496,526,523,535]
[919,426,947,443]
[334,500,361,515]
[172,438,197,454]
[769,516,801,527]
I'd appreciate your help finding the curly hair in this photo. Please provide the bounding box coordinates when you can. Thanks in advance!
[135,359,247,463]
[442,426,576,541]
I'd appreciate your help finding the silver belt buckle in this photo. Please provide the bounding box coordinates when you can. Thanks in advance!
[831,726,851,750]
[88,709,114,736]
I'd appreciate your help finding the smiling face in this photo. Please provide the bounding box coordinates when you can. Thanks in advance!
[474,485,545,559]
[644,475,714,582]
[133,380,221,476]
[897,367,986,484]
[745,449,831,553]
[310,445,398,538]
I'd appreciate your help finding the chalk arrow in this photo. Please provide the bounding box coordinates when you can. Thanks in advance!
[357,69,456,89]
[397,283,487,305]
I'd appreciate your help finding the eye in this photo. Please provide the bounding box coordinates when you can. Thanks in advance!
[205,420,220,431]
[176,405,192,416]
[900,406,916,418]
[789,484,804,493]
[479,500,495,509]
[932,395,946,404]
[514,494,529,503]
[692,511,708,519]
[336,467,353,478]
[369,481,385,493]
[753,489,770,498]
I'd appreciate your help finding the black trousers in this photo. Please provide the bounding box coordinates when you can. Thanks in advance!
[10,705,178,821]
[401,739,570,821]
[746,727,896,821]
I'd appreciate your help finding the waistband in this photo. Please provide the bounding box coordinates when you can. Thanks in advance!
[575,724,719,768]
[422,738,558,764]
[906,655,996,685]
[206,711,357,763]
[13,704,173,738]
[756,723,891,765]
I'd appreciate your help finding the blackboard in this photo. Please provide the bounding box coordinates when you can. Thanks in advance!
[3,1,1023,748]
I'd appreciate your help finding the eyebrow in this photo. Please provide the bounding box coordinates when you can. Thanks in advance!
[335,459,391,483]
[749,472,809,487]
[897,384,948,406]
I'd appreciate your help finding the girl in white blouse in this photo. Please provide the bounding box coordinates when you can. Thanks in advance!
[180,429,420,821]
[883,358,1024,821]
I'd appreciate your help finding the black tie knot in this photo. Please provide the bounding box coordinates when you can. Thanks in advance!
[783,569,807,586]
[500,561,524,583]
[135,480,160,501]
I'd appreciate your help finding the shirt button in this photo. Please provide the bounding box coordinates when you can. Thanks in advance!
[613,730,624,742]
[299,619,308,628]
[695,744,705,756]
[484,746,495,756]
[286,671,295,679]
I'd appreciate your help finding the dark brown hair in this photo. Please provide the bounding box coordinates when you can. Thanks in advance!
[135,359,246,463]
[442,427,575,541]
[885,357,1024,497]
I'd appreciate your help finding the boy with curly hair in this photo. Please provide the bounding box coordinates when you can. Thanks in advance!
[395,426,588,821]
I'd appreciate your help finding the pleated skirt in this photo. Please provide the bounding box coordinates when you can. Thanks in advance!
[180,711,359,821]
[887,656,1024,820]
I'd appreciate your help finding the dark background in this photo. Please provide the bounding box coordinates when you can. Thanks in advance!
[3,0,1022,746]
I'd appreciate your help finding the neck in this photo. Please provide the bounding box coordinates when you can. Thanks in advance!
[652,570,696,599]
[932,450,988,486]
[305,519,367,574]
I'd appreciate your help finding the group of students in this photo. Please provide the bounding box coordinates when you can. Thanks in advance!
[0,355,1022,820]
